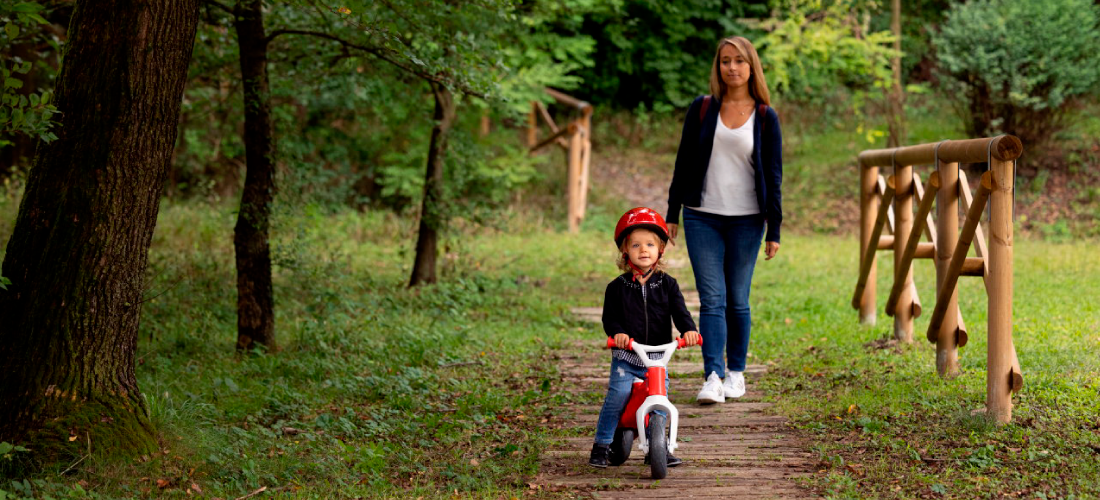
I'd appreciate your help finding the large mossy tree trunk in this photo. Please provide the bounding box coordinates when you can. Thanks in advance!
[409,82,455,287]
[233,0,276,351]
[0,0,199,455]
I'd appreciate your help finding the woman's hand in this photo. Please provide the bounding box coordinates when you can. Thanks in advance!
[614,333,631,349]
[667,223,678,245]
[764,241,780,260]
[682,330,701,346]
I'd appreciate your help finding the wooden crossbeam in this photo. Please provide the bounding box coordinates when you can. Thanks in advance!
[529,122,576,154]
[958,169,990,282]
[852,176,896,310]
[887,171,941,317]
[927,171,993,341]
[913,174,938,247]
[535,101,559,134]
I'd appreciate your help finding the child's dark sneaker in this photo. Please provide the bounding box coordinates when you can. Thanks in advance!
[588,443,611,468]
[643,450,683,467]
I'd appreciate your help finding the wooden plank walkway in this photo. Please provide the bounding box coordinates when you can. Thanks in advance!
[534,297,818,499]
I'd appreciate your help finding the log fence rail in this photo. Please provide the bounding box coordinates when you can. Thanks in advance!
[854,135,1023,423]
[527,88,593,233]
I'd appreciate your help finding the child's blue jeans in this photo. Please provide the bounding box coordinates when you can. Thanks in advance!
[594,356,670,445]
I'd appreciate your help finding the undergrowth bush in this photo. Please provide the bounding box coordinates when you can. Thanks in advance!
[934,0,1100,148]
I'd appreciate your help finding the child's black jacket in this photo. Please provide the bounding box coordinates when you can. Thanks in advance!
[601,271,697,347]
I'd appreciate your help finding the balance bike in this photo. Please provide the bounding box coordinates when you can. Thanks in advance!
[604,336,699,479]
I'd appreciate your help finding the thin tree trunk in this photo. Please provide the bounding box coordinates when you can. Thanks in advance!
[886,0,906,148]
[233,0,276,350]
[409,82,455,287]
[0,0,199,455]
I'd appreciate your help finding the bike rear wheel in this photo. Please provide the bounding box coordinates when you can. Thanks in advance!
[647,413,668,479]
[609,427,634,466]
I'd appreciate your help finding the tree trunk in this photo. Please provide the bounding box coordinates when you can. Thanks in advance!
[0,0,199,456]
[886,0,906,148]
[409,82,455,287]
[233,0,276,351]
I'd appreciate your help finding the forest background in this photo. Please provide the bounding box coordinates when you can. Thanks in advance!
[1,0,1099,498]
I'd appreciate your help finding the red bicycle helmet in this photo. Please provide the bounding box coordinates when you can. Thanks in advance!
[614,207,670,247]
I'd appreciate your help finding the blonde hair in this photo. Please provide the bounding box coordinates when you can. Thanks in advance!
[708,36,771,106]
[616,229,667,274]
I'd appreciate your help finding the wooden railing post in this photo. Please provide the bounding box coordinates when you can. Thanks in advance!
[527,89,594,233]
[886,171,939,317]
[527,101,538,148]
[935,158,963,378]
[987,156,1022,423]
[480,112,491,136]
[577,106,593,223]
[567,119,583,233]
[859,160,880,325]
[893,161,915,343]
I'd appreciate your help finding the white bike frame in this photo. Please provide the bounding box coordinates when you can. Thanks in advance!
[628,340,681,454]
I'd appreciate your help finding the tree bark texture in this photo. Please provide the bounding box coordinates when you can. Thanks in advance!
[409,82,455,287]
[233,0,276,351]
[0,0,199,455]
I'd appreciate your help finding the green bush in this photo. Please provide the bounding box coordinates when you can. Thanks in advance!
[759,0,895,106]
[934,0,1100,147]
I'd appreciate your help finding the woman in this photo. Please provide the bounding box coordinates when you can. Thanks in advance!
[666,36,782,404]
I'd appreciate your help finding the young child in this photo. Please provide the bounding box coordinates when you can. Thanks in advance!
[589,207,701,468]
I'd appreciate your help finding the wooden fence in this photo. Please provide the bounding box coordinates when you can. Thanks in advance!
[527,88,593,233]
[852,135,1024,423]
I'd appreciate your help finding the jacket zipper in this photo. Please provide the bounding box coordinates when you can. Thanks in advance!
[641,282,649,345]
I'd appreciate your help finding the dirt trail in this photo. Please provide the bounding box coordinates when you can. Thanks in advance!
[533,146,819,498]
[533,288,818,499]
[535,340,817,498]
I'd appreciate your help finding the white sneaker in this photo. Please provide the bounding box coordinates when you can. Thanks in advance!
[723,371,746,398]
[696,372,725,404]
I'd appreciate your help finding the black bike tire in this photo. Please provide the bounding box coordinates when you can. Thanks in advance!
[609,427,634,466]
[648,413,668,479]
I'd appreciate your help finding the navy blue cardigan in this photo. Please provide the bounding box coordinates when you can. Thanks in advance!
[667,95,784,243]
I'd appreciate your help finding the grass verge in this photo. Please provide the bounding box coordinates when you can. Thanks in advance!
[751,234,1100,499]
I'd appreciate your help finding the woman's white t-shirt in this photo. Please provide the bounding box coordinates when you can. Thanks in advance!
[689,110,760,216]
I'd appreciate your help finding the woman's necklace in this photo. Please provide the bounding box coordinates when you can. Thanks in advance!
[725,100,755,116]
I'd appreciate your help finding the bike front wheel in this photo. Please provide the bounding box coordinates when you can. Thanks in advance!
[647,413,668,479]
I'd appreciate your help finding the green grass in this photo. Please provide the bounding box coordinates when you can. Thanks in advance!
[20,203,1085,500]
[751,235,1100,499]
[1,96,1099,498]
[0,194,613,499]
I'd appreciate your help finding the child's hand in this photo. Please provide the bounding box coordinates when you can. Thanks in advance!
[614,333,631,349]
[682,331,701,346]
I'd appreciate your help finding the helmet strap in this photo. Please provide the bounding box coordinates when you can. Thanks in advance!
[624,253,659,282]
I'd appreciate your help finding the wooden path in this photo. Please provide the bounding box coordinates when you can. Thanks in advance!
[534,299,818,499]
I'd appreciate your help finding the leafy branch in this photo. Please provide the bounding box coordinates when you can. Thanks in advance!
[1,1,60,145]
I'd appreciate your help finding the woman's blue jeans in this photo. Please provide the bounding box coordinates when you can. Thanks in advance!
[594,356,669,445]
[682,207,765,376]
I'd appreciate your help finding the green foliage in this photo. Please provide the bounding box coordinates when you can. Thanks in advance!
[0,1,58,147]
[758,0,896,104]
[169,0,589,218]
[567,0,769,109]
[934,0,1100,146]
[0,443,28,462]
[493,0,600,115]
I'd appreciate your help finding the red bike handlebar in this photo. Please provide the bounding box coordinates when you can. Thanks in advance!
[605,337,701,350]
